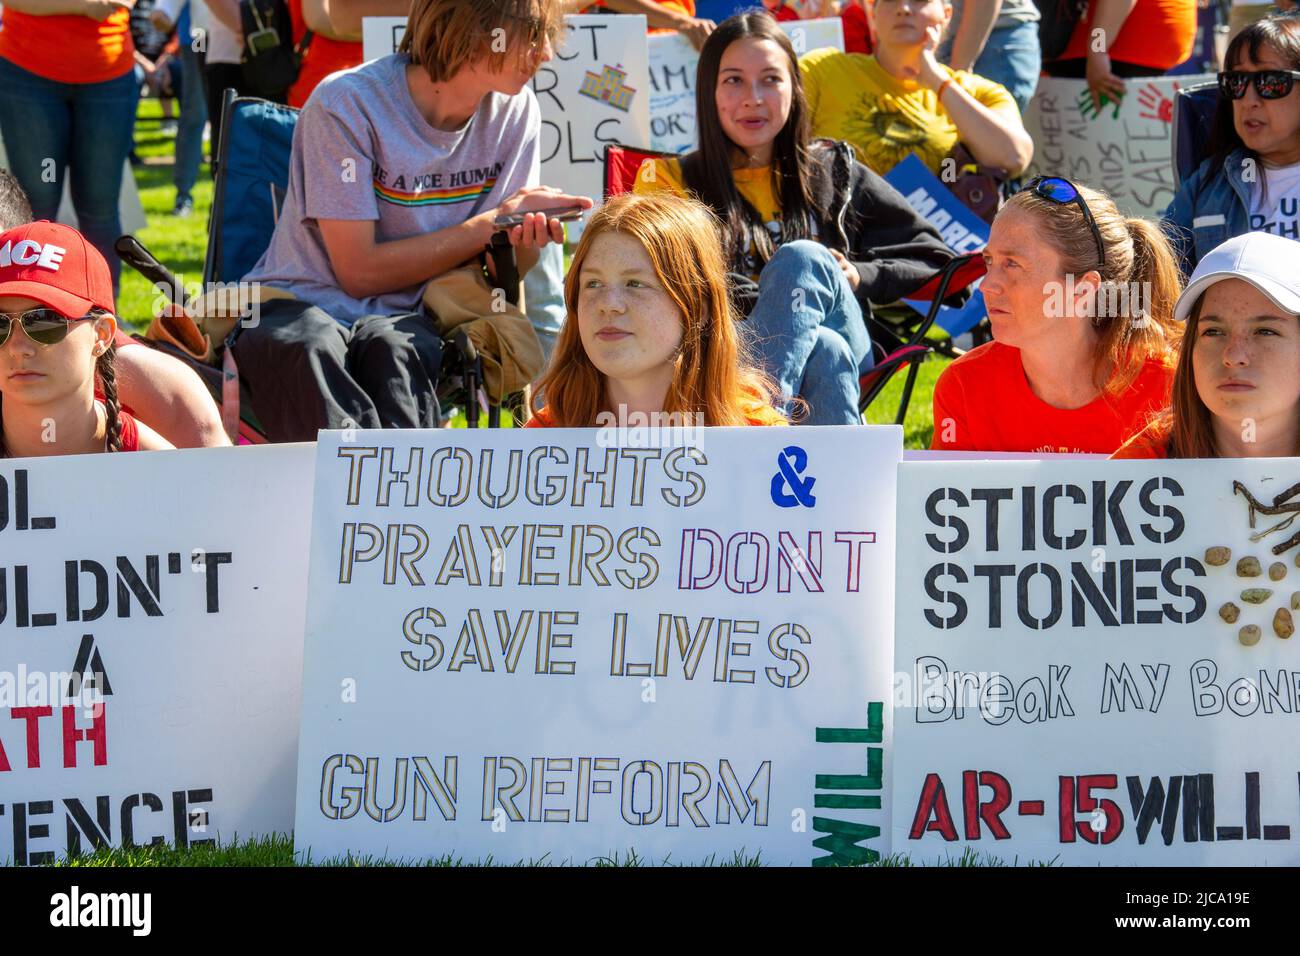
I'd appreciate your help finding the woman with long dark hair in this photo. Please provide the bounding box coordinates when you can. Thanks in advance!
[1164,15,1300,277]
[635,11,952,423]
[1115,231,1300,459]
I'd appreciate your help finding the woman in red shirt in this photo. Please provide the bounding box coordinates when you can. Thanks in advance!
[0,1,142,291]
[1114,231,1300,459]
[932,176,1180,454]
[527,192,785,428]
[0,222,171,457]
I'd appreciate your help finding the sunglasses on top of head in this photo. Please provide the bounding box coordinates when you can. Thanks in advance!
[0,308,96,348]
[1218,69,1300,100]
[1025,176,1107,269]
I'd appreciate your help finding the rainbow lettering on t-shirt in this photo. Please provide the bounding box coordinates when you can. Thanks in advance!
[372,177,499,207]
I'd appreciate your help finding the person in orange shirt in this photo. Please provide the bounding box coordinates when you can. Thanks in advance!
[527,193,785,428]
[1045,0,1197,112]
[287,0,364,108]
[932,176,1181,454]
[1114,232,1300,459]
[0,0,141,291]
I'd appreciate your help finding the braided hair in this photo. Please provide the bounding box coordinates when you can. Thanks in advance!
[0,308,124,457]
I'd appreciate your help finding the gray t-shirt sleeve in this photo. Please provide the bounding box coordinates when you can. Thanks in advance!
[484,89,542,207]
[298,93,379,223]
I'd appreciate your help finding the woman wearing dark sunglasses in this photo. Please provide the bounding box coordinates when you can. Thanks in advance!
[0,222,171,457]
[1164,16,1300,277]
[932,177,1181,453]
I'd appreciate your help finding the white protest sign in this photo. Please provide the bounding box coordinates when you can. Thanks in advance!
[1023,75,1214,219]
[532,16,651,204]
[0,445,314,864]
[294,426,900,866]
[648,18,845,154]
[361,16,408,60]
[363,16,652,207]
[893,457,1300,865]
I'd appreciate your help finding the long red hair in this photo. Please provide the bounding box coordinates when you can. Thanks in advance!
[530,192,783,426]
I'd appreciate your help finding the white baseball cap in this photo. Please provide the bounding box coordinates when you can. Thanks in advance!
[1175,231,1300,322]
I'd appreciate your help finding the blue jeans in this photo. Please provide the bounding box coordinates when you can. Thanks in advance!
[971,21,1041,114]
[939,19,1041,114]
[175,28,208,200]
[745,240,872,426]
[0,57,141,290]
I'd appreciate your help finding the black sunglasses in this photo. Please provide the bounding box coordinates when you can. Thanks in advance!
[1026,176,1106,269]
[1218,69,1300,100]
[0,308,95,348]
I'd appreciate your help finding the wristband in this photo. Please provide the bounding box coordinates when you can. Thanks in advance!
[935,76,955,102]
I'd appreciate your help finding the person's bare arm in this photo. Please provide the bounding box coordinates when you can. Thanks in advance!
[133,419,179,451]
[948,0,1000,73]
[326,0,409,37]
[203,0,242,33]
[602,0,715,49]
[317,186,591,299]
[115,346,231,448]
[1,0,130,17]
[303,0,361,41]
[1085,0,1138,111]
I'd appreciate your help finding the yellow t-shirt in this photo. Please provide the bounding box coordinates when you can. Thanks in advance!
[798,47,1020,176]
[633,156,785,278]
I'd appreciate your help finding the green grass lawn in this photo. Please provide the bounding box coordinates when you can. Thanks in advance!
[40,832,1051,867]
[124,98,951,446]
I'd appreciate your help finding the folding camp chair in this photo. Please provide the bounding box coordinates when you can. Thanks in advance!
[119,89,525,440]
[1171,80,1219,189]
[857,253,986,425]
[602,142,986,425]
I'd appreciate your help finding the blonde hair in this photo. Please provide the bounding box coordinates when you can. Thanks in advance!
[1004,184,1180,396]
[531,193,784,427]
[400,0,563,84]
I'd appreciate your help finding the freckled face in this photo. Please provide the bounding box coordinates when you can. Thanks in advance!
[575,232,685,394]
[1192,278,1300,429]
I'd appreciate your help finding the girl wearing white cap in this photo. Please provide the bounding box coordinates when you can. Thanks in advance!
[1114,231,1300,458]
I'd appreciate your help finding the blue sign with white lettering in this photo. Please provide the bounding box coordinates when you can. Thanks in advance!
[884,153,989,337]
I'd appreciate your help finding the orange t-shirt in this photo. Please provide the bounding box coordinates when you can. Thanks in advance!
[0,9,134,84]
[584,0,695,31]
[287,0,364,109]
[1057,0,1196,71]
[931,342,1173,454]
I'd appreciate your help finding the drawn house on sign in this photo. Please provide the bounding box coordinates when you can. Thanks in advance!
[580,64,637,112]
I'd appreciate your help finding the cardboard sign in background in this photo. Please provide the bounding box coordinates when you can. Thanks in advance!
[0,446,314,864]
[294,427,900,865]
[1022,75,1214,219]
[893,457,1300,865]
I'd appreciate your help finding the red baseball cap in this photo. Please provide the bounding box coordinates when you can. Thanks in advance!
[0,221,114,317]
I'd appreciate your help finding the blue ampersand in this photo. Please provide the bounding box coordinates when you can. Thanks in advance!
[771,445,816,508]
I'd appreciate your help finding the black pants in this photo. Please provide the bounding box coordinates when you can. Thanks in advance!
[232,299,444,442]
[202,63,286,157]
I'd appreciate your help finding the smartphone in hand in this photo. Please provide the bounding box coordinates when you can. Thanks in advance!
[493,204,588,229]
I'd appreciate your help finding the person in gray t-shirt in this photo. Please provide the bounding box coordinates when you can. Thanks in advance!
[233,0,591,442]
[940,0,1042,112]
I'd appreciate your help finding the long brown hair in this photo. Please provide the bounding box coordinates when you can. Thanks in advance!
[1004,184,1181,396]
[530,193,783,426]
[687,11,824,273]
[1164,293,1300,458]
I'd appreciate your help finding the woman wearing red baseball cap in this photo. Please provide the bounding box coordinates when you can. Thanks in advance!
[0,222,171,457]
